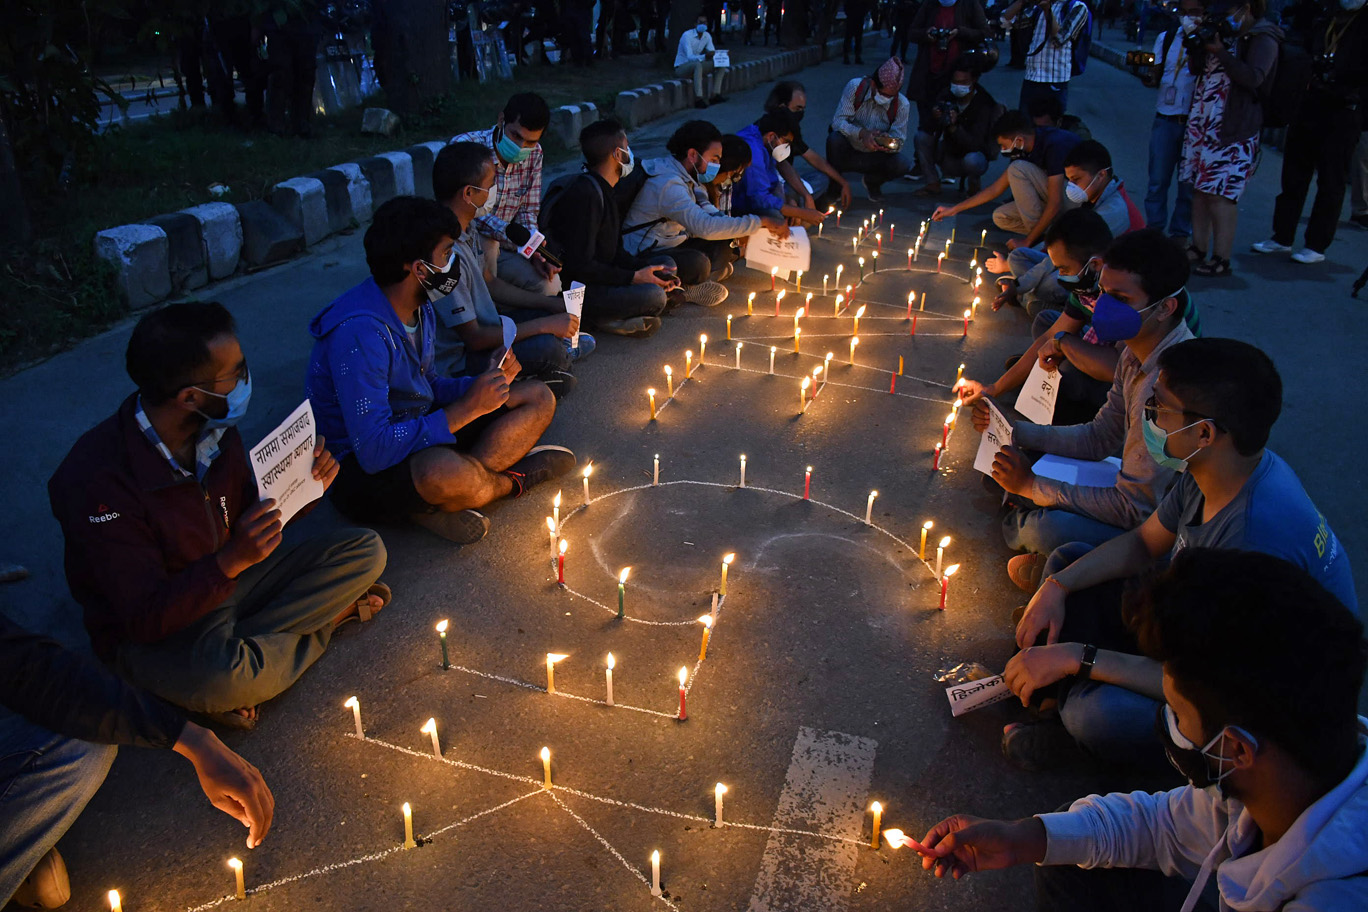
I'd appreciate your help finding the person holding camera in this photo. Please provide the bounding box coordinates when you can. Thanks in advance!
[1142,0,1206,245]
[1001,0,1091,116]
[826,57,914,200]
[912,61,999,196]
[907,0,991,128]
[1251,0,1368,265]
[1179,0,1283,277]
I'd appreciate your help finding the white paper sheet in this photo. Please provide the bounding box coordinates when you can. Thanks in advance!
[945,676,1012,717]
[562,281,586,349]
[1016,360,1060,425]
[973,399,1013,476]
[1032,453,1123,488]
[249,400,325,524]
[745,225,811,279]
[712,49,730,68]
[496,315,516,368]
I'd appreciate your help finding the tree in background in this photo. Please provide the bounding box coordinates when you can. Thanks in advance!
[372,0,453,117]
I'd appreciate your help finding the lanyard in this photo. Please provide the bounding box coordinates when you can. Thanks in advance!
[1325,9,1362,57]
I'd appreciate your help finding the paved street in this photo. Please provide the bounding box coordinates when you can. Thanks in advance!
[4,36,1366,912]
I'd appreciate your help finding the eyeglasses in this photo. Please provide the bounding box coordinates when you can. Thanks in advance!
[1144,392,1220,430]
[186,361,249,392]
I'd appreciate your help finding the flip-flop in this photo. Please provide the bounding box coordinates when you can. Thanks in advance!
[199,706,260,732]
[335,581,393,628]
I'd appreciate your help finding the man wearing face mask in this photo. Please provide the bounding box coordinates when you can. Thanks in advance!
[732,109,826,225]
[1142,0,1204,246]
[906,0,990,131]
[539,119,678,338]
[675,14,729,108]
[827,57,914,200]
[48,302,388,730]
[910,549,1368,912]
[912,61,998,198]
[703,134,754,214]
[763,80,854,212]
[1000,338,1356,772]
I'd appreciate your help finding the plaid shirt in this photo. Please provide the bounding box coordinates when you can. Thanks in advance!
[451,126,543,246]
[134,395,225,482]
[1025,0,1089,85]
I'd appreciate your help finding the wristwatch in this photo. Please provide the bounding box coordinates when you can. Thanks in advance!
[1077,643,1098,681]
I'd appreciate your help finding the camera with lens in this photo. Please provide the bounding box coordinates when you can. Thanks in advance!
[928,27,956,50]
[934,99,959,125]
[1312,52,1337,83]
[1181,12,1237,51]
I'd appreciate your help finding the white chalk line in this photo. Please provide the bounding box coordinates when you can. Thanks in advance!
[182,788,546,912]
[440,662,680,719]
[547,792,682,910]
[732,364,952,404]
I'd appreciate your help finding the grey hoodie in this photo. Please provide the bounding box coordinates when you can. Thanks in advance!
[1040,719,1368,911]
[622,156,762,256]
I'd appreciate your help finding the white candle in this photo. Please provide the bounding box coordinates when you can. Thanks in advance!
[552,490,561,532]
[715,783,728,827]
[402,803,416,849]
[605,653,615,706]
[109,890,122,912]
[229,857,246,899]
[735,341,743,370]
[652,454,659,486]
[421,717,440,758]
[823,274,829,296]
[546,653,568,693]
[344,695,363,739]
[849,336,859,364]
[582,464,592,503]
[865,491,878,525]
[936,536,951,579]
[769,346,776,374]
[651,850,662,896]
[541,746,553,788]
[800,375,810,412]
[546,516,558,564]
[665,364,673,397]
[739,454,747,488]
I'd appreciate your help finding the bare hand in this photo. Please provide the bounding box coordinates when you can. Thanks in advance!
[1016,580,1067,649]
[311,436,340,491]
[971,397,993,432]
[633,264,673,287]
[837,181,854,209]
[956,378,991,407]
[1004,644,1081,706]
[916,815,1048,880]
[468,368,512,415]
[793,208,825,225]
[532,252,560,281]
[217,499,283,579]
[1039,336,1066,371]
[494,347,522,382]
[931,204,955,221]
[1005,237,1026,251]
[985,252,1011,274]
[545,312,580,339]
[173,722,275,849]
[762,217,791,239]
[801,192,818,212]
[990,445,1033,497]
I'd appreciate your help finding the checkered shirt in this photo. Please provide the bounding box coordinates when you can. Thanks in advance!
[1025,0,1089,85]
[134,395,225,482]
[451,126,543,245]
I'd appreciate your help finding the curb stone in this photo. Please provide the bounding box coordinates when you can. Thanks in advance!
[179,202,243,281]
[94,224,171,307]
[143,212,208,292]
[269,177,330,247]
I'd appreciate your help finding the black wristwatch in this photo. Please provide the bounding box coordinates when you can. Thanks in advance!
[1077,643,1098,681]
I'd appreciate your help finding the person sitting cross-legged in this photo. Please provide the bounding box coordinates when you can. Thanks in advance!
[47,302,388,730]
[307,195,576,545]
[1000,337,1357,772]
[909,548,1368,912]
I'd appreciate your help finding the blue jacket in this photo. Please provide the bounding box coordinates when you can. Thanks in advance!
[732,124,786,215]
[307,278,473,474]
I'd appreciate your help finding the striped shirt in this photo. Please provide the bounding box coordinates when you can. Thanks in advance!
[1025,0,1089,85]
[134,396,225,482]
[451,126,544,245]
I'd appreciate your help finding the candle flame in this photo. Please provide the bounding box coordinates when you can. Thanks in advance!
[907,291,914,303]
[813,366,823,378]
[421,717,436,734]
[871,801,882,813]
[619,567,631,584]
[547,653,568,664]
[869,490,878,498]
[228,857,243,871]
[883,828,914,849]
[716,782,728,795]
[678,667,688,686]
[606,652,615,669]
[855,305,866,318]
[964,309,971,318]
[553,491,561,508]
[546,516,556,532]
[748,292,756,302]
[858,256,865,265]
[108,891,121,909]
[722,553,735,565]
[806,466,813,473]
[652,849,661,863]
[851,337,859,347]
[698,614,713,628]
[943,564,961,578]
[559,539,568,555]
[771,267,778,275]
[435,619,448,634]
[796,306,805,319]
[939,536,952,548]
[540,746,551,762]
[825,352,833,361]
[664,365,672,376]
[686,349,693,359]
[945,413,955,425]
[344,695,358,708]
[872,250,878,258]
[923,520,934,530]
[801,377,810,390]
[699,334,707,344]
[776,290,786,301]
[582,463,593,478]
[648,387,656,397]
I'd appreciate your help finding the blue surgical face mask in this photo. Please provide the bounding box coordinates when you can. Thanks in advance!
[938,0,957,6]
[496,127,532,165]
[1226,11,1243,29]
[696,23,708,34]
[194,375,252,429]
[700,159,721,183]
[1090,292,1159,342]
[1143,414,1206,473]
[949,83,972,98]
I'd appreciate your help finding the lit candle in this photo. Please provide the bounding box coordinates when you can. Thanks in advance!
[775,289,785,317]
[699,334,707,366]
[605,653,615,705]
[853,304,865,337]
[665,365,673,397]
[739,454,747,488]
[618,567,630,619]
[879,208,885,223]
[865,490,878,525]
[834,292,844,317]
[872,250,879,272]
[552,490,561,532]
[936,536,951,579]
[939,564,960,609]
[890,223,895,239]
[805,292,813,312]
[229,857,246,899]
[884,828,915,849]
[344,695,364,738]
[685,350,693,379]
[945,238,952,255]
[545,517,559,568]
[436,620,450,670]
[735,341,743,370]
[541,746,552,788]
[582,463,593,503]
[898,355,904,375]
[932,443,943,470]
[796,270,803,292]
[812,365,823,397]
[937,252,945,274]
[906,291,914,318]
[972,295,981,318]
[726,314,732,340]
[919,520,933,559]
[677,666,688,720]
[846,284,854,305]
[402,803,416,849]
[956,363,965,387]
[651,850,662,896]
[648,388,657,420]
[557,538,567,585]
[794,326,802,355]
[747,291,755,315]
[823,352,833,383]
[849,336,859,365]
[914,238,921,261]
[720,552,735,595]
[981,228,987,246]
[907,246,912,269]
[715,783,728,827]
[858,255,865,280]
[769,346,777,374]
[108,890,122,912]
[421,717,440,758]
[804,466,812,500]
[876,232,882,251]
[698,615,713,660]
[836,209,843,227]
[963,309,971,337]
[970,256,978,271]
[794,305,805,335]
[770,266,777,291]
[546,652,567,693]
[800,375,810,412]
[823,274,829,296]
[836,263,844,285]
[942,414,952,449]
[950,399,961,430]
[870,802,882,849]
[653,454,659,486]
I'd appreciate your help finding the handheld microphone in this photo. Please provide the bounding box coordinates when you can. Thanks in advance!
[505,223,563,270]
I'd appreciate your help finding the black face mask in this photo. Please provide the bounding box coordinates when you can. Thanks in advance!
[1057,260,1099,294]
[791,108,806,122]
[1155,704,1253,795]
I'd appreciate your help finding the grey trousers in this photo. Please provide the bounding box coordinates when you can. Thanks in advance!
[497,248,563,296]
[116,527,386,713]
[674,60,727,98]
[993,159,1079,235]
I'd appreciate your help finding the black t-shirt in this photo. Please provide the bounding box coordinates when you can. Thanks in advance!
[1029,125,1082,176]
[757,116,809,157]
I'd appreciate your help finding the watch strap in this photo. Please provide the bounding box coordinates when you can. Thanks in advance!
[1077,643,1098,680]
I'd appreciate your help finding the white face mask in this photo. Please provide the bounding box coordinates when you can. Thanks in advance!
[470,182,498,218]
[1179,14,1200,32]
[874,92,894,106]
[949,83,972,98]
[1065,181,1089,204]
[771,141,792,163]
[615,146,635,178]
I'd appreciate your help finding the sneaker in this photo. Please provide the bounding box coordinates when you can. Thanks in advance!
[411,509,490,545]
[714,261,735,282]
[595,315,662,338]
[1290,247,1326,264]
[11,847,70,909]
[567,333,596,361]
[1250,238,1292,255]
[1007,553,1045,593]
[682,280,729,307]
[540,370,577,400]
[505,445,578,497]
[1001,718,1078,772]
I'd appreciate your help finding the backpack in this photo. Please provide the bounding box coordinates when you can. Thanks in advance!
[1027,1,1093,77]
[538,172,588,235]
[612,162,671,236]
[851,77,901,124]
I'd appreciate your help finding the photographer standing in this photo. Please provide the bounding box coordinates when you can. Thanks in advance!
[1251,0,1368,264]
[907,0,990,127]
[913,61,999,196]
[1143,0,1206,245]
[1002,0,1091,116]
[1180,0,1282,277]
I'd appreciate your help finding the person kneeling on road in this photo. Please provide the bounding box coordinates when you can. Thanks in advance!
[826,57,914,201]
[913,60,998,198]
[731,108,826,227]
[307,196,576,545]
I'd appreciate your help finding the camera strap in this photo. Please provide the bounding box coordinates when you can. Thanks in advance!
[1324,9,1363,57]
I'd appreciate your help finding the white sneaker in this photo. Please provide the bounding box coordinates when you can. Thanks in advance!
[682,281,729,307]
[1290,248,1326,264]
[1250,239,1292,254]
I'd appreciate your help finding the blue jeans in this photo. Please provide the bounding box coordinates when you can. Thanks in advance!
[0,712,117,903]
[1007,246,1067,314]
[1019,79,1068,117]
[1059,679,1170,771]
[1144,115,1194,238]
[1002,505,1127,556]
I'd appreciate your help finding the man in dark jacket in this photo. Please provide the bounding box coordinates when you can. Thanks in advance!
[48,302,387,729]
[0,614,272,906]
[541,119,679,338]
[908,0,990,126]
[913,60,999,195]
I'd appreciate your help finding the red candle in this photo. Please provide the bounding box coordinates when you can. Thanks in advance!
[877,236,882,251]
[906,294,913,319]
[890,224,895,240]
[775,296,781,318]
[963,310,970,337]
[889,373,897,394]
[677,667,688,720]
[941,419,951,449]
[938,565,959,610]
[770,272,776,291]
[907,249,912,270]
[939,577,949,609]
[932,443,943,471]
[910,313,918,336]
[803,467,812,500]
[937,255,944,274]
[557,547,566,585]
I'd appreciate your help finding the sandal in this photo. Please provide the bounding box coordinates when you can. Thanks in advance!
[1192,255,1232,277]
[199,706,260,732]
[1185,243,1206,264]
[333,581,393,628]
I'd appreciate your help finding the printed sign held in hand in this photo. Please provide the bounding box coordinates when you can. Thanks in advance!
[1017,359,1060,425]
[712,49,730,68]
[745,225,811,279]
[496,315,517,369]
[250,400,325,524]
[562,281,586,349]
[973,399,1013,477]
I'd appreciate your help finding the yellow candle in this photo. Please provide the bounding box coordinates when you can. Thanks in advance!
[699,334,707,365]
[800,375,810,411]
[665,365,673,397]
[956,363,965,386]
[715,783,728,827]
[794,326,801,354]
[421,717,440,758]
[870,802,882,849]
[685,350,693,378]
[229,857,246,899]
[541,746,553,788]
[853,304,866,337]
[794,305,805,333]
[582,463,593,503]
[747,291,756,315]
[919,520,933,560]
[796,270,803,292]
[849,336,859,364]
[981,228,987,245]
[726,314,732,340]
[402,803,416,849]
[648,388,656,420]
[920,292,926,311]
[546,653,568,693]
[698,615,713,660]
[720,553,735,595]
[108,890,122,912]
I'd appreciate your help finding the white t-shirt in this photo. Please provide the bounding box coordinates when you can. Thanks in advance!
[1153,31,1197,116]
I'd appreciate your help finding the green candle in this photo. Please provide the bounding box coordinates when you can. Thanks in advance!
[617,567,630,619]
[436,620,450,670]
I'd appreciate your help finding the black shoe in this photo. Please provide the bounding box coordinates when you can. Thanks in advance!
[540,370,577,399]
[411,509,490,545]
[1001,718,1079,772]
[1351,213,1368,230]
[595,315,662,338]
[694,99,709,109]
[505,445,578,497]
[709,94,728,104]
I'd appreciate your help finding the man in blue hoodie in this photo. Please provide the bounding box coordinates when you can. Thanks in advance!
[307,196,576,545]
[731,108,824,227]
